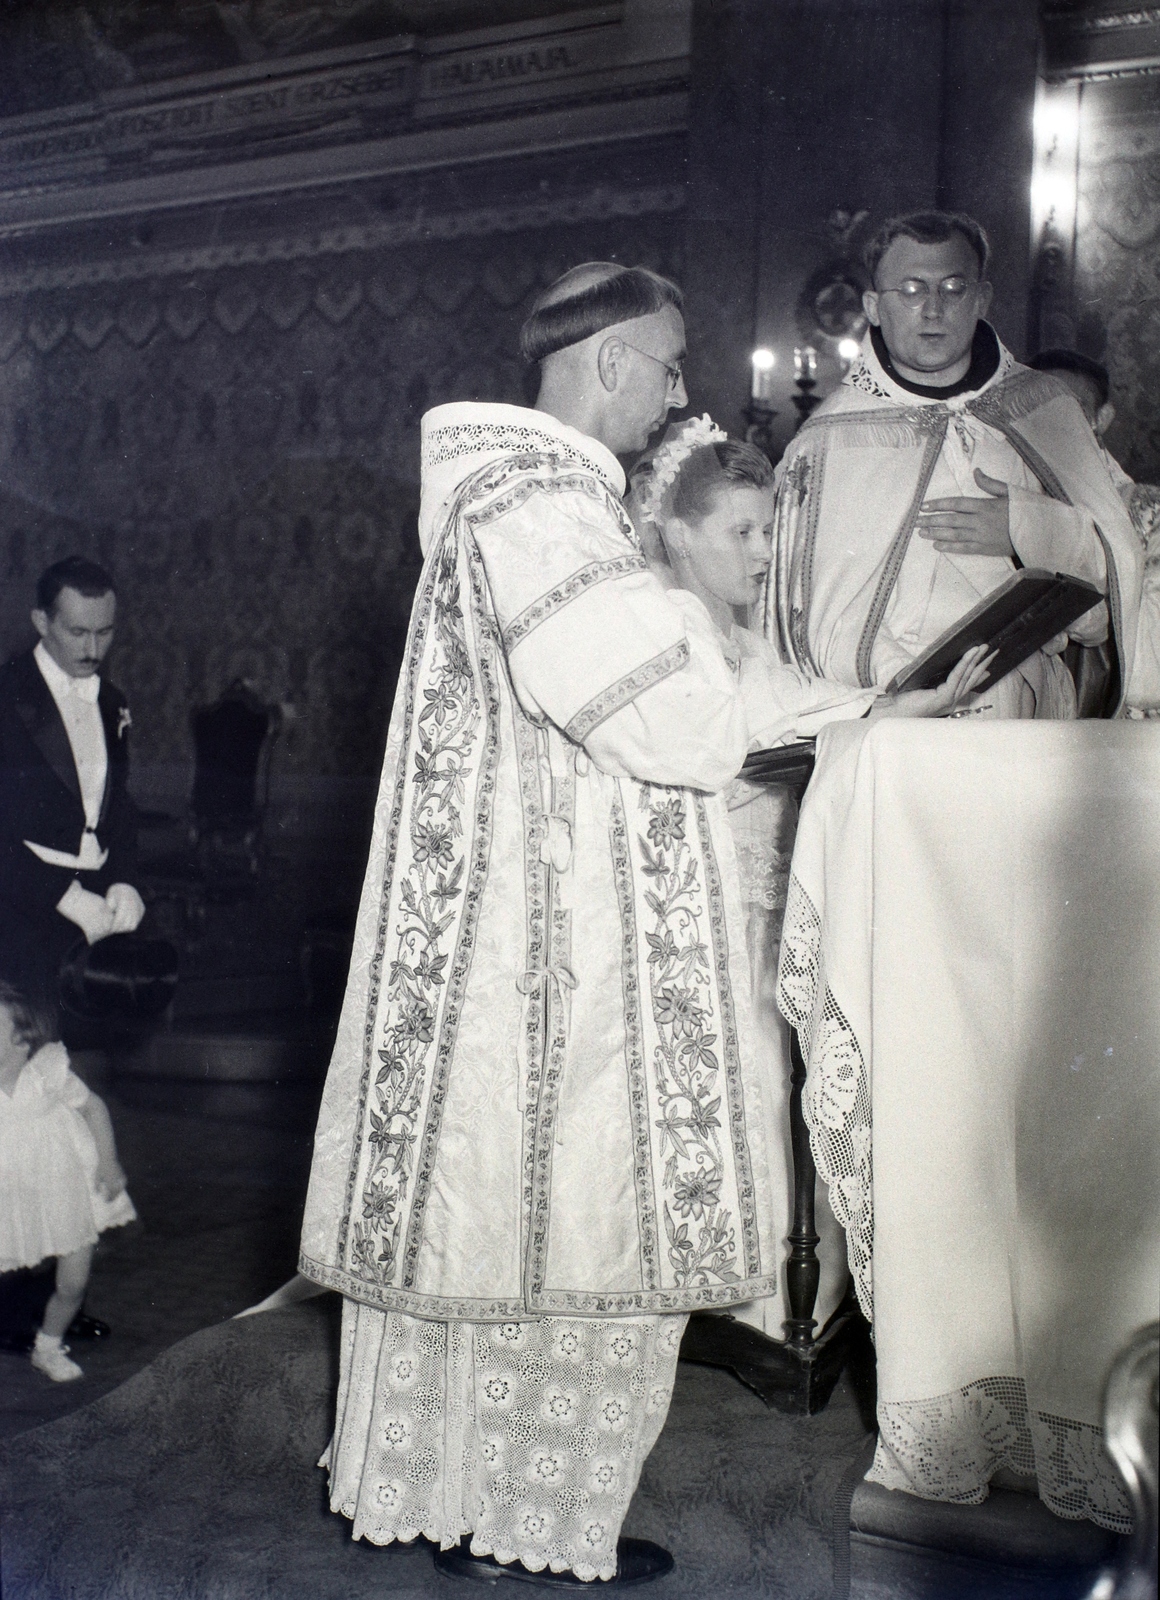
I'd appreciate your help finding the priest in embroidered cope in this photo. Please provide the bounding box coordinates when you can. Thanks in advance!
[766,211,1143,715]
[299,265,785,1584]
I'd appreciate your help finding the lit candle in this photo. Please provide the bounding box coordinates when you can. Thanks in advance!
[750,347,776,402]
[838,337,861,372]
[803,344,817,381]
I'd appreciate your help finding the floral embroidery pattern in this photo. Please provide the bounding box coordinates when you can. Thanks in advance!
[564,641,689,743]
[349,531,481,1282]
[307,441,776,1316]
[637,789,739,1288]
[783,452,812,509]
[501,554,647,653]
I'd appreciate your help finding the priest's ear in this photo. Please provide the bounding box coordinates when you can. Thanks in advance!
[862,287,881,328]
[596,334,628,393]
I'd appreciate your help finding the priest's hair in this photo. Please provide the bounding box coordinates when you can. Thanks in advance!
[520,263,683,364]
[864,210,990,283]
[670,438,774,524]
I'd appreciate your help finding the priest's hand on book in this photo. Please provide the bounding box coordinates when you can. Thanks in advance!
[869,643,996,720]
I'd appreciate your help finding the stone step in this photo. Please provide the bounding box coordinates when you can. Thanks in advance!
[849,1479,1123,1600]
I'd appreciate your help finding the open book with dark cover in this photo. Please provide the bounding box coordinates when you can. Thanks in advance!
[739,740,817,788]
[883,568,1103,695]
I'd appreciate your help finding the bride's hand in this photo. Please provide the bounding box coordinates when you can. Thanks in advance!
[868,644,996,720]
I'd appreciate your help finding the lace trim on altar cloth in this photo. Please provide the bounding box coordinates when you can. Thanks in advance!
[776,872,875,1321]
[777,872,1133,1536]
[871,1377,1132,1534]
[324,1303,687,1582]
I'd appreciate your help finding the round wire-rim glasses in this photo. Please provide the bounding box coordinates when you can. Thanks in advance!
[877,275,980,308]
[618,337,684,390]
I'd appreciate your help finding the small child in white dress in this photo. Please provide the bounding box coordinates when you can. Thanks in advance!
[0,981,136,1382]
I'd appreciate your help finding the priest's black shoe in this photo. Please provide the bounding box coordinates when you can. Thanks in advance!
[433,1537,673,1587]
[67,1312,111,1340]
[0,1329,34,1354]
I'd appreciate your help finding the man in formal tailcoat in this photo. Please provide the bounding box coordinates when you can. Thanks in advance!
[0,554,144,1349]
[0,555,144,1012]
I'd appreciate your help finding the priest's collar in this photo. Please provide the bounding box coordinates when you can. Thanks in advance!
[419,402,626,552]
[867,321,1003,401]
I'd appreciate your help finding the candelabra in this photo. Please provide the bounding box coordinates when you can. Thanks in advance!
[745,347,778,460]
[791,345,821,432]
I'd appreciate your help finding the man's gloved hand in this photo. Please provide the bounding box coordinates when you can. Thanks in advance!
[57,880,115,945]
[105,882,146,935]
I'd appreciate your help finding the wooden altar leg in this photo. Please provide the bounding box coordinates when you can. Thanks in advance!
[784,1026,821,1352]
[680,1027,858,1414]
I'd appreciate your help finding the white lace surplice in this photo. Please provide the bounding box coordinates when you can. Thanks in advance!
[778,716,1160,1533]
[325,1306,686,1580]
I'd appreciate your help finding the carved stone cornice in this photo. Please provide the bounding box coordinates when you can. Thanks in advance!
[1042,2,1160,76]
[0,3,690,238]
[0,177,686,297]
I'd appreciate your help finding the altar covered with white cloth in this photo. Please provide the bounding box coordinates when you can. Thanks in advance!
[777,718,1160,1534]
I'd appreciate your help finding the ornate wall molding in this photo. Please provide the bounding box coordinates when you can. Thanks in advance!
[1062,8,1160,34]
[0,4,690,237]
[0,181,685,298]
[0,208,687,780]
[1043,3,1160,77]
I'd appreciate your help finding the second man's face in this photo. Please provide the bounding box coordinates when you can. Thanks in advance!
[33,586,116,678]
[864,233,992,382]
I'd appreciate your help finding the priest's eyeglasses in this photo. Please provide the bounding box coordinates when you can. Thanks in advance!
[878,276,977,308]
[619,338,684,390]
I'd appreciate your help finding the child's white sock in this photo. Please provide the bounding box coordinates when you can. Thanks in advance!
[31,1329,83,1381]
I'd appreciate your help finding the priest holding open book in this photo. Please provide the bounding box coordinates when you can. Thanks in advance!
[766,209,1143,717]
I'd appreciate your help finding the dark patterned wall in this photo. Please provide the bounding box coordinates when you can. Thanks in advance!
[0,207,686,801]
[1073,70,1160,483]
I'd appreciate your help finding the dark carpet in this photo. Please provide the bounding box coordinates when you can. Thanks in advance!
[0,1297,868,1600]
[0,1071,322,1444]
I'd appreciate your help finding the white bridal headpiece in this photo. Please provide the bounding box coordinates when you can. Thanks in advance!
[630,412,729,530]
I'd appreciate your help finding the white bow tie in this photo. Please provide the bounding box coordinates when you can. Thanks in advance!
[62,674,101,704]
